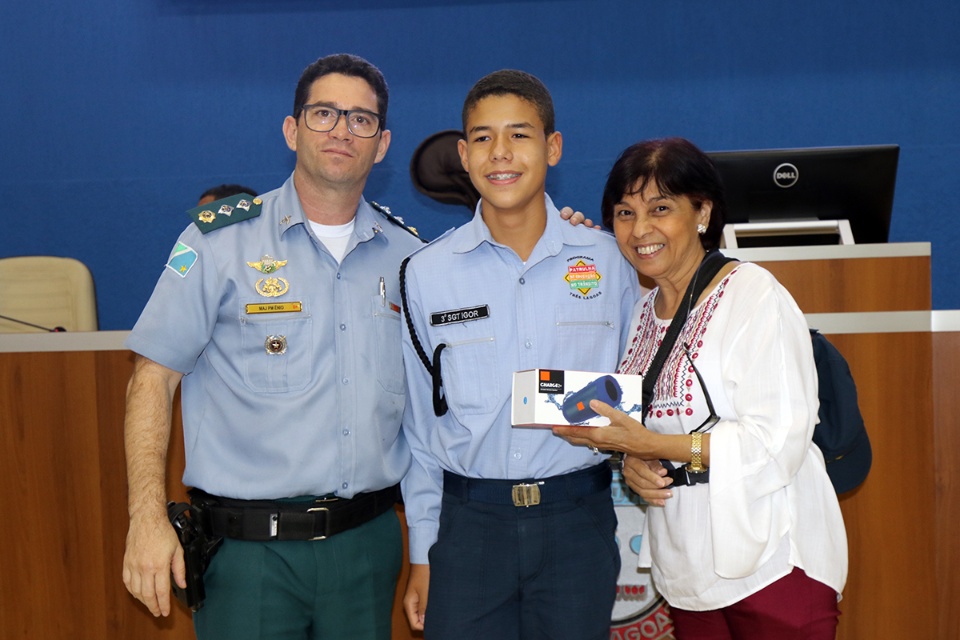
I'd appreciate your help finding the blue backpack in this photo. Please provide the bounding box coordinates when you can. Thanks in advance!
[809,328,872,493]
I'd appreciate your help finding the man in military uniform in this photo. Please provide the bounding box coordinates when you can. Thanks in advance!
[122,53,423,640]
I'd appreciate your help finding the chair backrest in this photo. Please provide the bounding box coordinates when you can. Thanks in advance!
[0,256,99,332]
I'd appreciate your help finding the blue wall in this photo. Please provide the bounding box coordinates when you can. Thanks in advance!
[2,0,958,329]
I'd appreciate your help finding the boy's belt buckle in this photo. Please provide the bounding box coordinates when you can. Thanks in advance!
[511,482,543,507]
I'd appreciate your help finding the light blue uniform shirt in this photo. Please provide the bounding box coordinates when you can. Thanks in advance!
[127,173,424,500]
[400,195,640,563]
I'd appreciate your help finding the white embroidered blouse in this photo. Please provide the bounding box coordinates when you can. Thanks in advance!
[621,262,847,611]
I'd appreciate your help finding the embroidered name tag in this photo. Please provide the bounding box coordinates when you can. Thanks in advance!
[245,302,303,314]
[430,305,490,326]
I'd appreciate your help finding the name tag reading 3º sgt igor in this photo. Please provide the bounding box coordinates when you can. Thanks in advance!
[430,305,490,326]
[245,302,303,314]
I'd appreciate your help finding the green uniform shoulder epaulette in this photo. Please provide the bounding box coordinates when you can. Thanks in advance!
[187,193,262,234]
[370,201,423,240]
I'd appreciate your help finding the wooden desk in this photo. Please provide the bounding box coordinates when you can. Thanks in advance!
[726,243,944,639]
[1,242,955,639]
[0,333,419,640]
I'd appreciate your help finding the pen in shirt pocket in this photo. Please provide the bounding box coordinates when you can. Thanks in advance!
[379,276,386,306]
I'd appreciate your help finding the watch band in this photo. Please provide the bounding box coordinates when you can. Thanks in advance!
[686,432,706,473]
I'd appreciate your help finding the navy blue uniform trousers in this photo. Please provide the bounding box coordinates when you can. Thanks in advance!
[424,466,620,640]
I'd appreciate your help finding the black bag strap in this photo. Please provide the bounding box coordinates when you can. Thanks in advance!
[641,250,737,424]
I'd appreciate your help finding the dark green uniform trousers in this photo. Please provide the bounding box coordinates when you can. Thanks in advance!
[194,508,401,640]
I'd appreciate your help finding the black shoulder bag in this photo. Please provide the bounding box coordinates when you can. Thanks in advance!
[641,250,737,487]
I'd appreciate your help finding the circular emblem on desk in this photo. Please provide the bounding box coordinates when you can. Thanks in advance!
[610,469,675,639]
[264,335,287,355]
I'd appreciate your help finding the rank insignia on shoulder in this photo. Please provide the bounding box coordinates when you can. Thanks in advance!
[369,201,421,239]
[187,193,261,233]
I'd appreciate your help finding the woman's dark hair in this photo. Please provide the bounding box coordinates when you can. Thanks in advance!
[601,137,725,250]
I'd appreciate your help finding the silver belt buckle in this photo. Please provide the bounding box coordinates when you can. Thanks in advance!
[306,505,331,540]
[511,482,543,507]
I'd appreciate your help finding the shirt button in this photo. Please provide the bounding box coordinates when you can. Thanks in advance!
[342,378,349,385]
[514,452,522,460]
[525,340,532,349]
[340,323,346,331]
[337,273,342,280]
[342,482,348,490]
[519,277,526,285]
[342,429,350,436]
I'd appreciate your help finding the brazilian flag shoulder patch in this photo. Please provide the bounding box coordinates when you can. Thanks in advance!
[188,193,262,234]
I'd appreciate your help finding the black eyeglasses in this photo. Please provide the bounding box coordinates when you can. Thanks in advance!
[682,343,719,434]
[300,103,382,138]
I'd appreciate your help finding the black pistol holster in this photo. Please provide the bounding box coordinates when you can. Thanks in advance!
[167,500,222,612]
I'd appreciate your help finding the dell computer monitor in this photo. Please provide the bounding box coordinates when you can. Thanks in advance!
[707,144,899,246]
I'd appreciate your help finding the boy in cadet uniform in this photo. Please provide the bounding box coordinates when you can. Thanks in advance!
[122,53,423,640]
[400,69,640,639]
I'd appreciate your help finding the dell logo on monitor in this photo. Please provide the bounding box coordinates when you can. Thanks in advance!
[773,163,799,188]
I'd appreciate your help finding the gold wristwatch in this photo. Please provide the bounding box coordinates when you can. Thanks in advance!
[686,432,706,473]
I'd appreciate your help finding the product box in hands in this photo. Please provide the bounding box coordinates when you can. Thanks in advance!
[511,369,643,427]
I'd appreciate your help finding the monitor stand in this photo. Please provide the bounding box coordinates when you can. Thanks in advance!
[721,219,854,248]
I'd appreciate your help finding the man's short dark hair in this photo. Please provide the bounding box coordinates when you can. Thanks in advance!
[199,184,258,202]
[461,69,555,135]
[292,53,389,129]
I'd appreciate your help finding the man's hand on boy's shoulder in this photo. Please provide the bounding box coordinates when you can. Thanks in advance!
[560,206,601,229]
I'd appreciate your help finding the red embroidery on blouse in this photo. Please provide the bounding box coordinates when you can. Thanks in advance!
[618,269,736,417]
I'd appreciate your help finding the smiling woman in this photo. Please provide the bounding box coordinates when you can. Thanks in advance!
[553,137,848,640]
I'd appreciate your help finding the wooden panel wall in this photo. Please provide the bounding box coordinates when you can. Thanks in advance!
[0,351,114,637]
[829,333,937,639]
[743,250,941,639]
[0,350,420,640]
[933,331,960,640]
[752,255,930,313]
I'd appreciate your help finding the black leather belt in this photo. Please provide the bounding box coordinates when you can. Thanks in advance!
[661,460,709,487]
[442,463,611,508]
[189,484,399,541]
